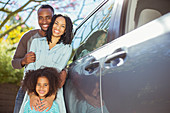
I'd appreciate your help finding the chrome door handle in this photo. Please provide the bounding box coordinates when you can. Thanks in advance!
[105,48,127,68]
[84,57,100,75]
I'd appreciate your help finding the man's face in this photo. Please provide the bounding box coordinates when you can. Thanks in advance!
[38,8,53,32]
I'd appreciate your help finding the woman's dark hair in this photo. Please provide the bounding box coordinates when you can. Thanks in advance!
[46,14,73,44]
[22,67,61,98]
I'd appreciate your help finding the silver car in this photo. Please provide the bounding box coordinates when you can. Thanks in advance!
[64,0,170,113]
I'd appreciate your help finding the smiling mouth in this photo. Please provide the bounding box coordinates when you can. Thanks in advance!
[54,30,60,34]
[39,90,45,94]
[42,25,49,28]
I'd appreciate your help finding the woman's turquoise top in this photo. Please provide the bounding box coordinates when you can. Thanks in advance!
[24,99,60,113]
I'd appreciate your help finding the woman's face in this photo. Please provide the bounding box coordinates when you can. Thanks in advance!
[52,16,66,38]
[36,76,49,99]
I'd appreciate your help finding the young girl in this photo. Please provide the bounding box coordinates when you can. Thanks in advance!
[21,67,61,113]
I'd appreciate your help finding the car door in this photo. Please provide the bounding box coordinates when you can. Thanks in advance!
[100,13,170,113]
[64,0,125,113]
[64,0,170,113]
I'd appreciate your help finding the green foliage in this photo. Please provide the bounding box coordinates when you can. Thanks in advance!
[0,13,32,85]
[2,24,33,45]
[0,40,24,85]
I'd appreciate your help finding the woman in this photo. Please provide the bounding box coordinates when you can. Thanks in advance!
[19,14,73,113]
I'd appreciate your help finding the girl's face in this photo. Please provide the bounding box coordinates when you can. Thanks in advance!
[52,16,66,38]
[36,76,49,99]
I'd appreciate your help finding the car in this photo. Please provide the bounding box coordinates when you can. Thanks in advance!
[64,0,170,113]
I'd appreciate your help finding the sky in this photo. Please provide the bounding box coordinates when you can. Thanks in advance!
[9,0,103,29]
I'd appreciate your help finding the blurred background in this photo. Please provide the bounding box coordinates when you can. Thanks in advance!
[0,0,101,112]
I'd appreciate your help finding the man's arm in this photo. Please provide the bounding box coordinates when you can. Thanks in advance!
[29,92,56,112]
[11,30,36,69]
[38,94,56,112]
[12,34,28,69]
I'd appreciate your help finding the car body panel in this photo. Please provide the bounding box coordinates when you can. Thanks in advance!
[101,13,170,113]
[64,0,170,112]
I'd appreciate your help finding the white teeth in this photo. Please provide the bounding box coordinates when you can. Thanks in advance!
[39,90,45,94]
[43,25,48,27]
[54,30,59,33]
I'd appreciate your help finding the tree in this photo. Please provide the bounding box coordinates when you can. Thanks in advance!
[0,0,101,39]
[0,0,101,84]
[0,13,33,48]
[0,39,24,85]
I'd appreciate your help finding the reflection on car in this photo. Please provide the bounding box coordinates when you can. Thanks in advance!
[64,0,170,113]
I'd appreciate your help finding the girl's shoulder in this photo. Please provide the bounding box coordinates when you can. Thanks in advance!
[23,100,32,113]
[49,101,60,113]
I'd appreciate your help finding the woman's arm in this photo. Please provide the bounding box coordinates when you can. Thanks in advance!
[57,45,72,87]
[57,45,72,71]
[28,91,56,112]
[59,69,67,88]
[29,92,41,111]
[38,94,56,112]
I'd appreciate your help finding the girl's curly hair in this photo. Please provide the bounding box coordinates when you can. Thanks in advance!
[21,67,61,98]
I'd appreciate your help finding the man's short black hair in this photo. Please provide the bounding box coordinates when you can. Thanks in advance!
[38,4,54,14]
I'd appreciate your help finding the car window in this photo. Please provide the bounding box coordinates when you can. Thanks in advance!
[125,0,170,33]
[72,0,115,61]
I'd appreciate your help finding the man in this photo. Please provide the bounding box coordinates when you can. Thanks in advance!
[12,5,67,113]
[12,5,53,69]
